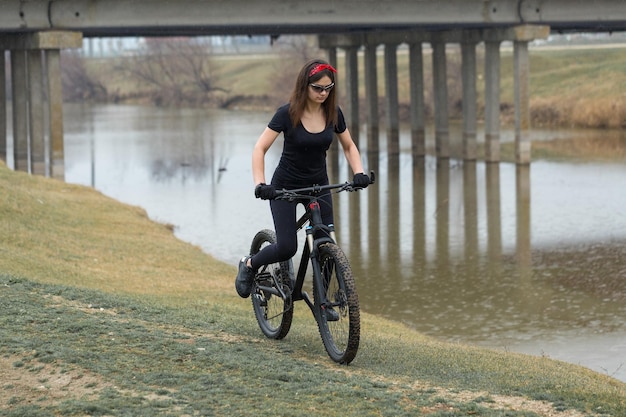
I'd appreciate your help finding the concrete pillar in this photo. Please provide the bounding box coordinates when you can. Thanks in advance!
[47,50,65,180]
[11,49,29,172]
[0,51,5,163]
[1,31,82,177]
[325,47,339,156]
[431,40,449,158]
[28,50,46,176]
[483,25,548,164]
[461,41,477,160]
[409,41,425,157]
[320,25,546,165]
[364,43,379,152]
[344,46,360,145]
[384,42,399,154]
[514,40,531,164]
[484,41,501,162]
[326,46,337,71]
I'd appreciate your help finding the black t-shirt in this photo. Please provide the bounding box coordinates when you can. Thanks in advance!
[268,103,346,189]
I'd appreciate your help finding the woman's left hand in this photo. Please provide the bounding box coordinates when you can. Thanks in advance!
[352,173,370,188]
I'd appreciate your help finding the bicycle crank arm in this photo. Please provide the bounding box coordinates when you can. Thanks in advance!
[256,285,284,298]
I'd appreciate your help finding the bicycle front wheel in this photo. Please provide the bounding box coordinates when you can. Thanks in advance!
[250,229,294,340]
[313,243,360,364]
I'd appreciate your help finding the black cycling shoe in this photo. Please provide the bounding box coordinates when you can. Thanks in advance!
[235,256,255,298]
[325,307,340,322]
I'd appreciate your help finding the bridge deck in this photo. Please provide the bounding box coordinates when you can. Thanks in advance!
[0,0,625,36]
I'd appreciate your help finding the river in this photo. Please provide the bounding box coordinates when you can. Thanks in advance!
[55,103,626,381]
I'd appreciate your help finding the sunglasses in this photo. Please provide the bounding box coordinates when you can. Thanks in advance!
[309,82,335,93]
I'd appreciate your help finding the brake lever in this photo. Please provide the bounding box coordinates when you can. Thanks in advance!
[369,170,376,185]
[276,192,294,202]
[339,182,355,192]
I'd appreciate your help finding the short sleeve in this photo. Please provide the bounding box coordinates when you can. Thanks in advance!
[268,104,290,133]
[334,107,347,134]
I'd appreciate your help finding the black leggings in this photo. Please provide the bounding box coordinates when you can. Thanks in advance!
[250,191,334,270]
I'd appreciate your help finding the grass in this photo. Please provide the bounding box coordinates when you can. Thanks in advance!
[215,42,626,129]
[498,47,626,129]
[84,42,626,130]
[1,161,626,416]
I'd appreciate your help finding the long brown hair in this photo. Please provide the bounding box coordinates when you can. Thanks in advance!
[288,59,338,129]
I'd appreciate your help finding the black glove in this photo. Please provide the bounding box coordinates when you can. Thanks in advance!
[352,173,370,189]
[254,183,276,200]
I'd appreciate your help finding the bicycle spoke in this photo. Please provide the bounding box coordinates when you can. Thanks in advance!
[250,230,294,340]
[314,243,360,364]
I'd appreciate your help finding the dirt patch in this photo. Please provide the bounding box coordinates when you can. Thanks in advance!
[428,387,592,417]
[333,371,595,417]
[0,355,112,410]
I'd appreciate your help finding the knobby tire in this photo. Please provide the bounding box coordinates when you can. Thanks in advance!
[313,243,360,364]
[250,229,294,339]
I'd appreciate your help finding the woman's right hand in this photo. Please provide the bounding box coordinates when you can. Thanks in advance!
[254,183,277,200]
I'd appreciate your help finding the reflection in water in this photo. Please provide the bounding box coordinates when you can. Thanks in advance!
[485,163,502,262]
[516,165,532,267]
[64,104,626,381]
[329,150,626,382]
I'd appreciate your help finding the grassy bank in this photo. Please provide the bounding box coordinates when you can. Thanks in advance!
[1,162,626,416]
[84,43,626,129]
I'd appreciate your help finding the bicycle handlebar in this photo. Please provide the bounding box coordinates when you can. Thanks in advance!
[273,170,376,201]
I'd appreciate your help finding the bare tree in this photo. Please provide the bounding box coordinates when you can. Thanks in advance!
[119,37,225,106]
[268,35,322,106]
[61,50,108,102]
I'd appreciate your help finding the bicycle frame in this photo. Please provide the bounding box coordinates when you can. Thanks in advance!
[252,193,337,315]
[274,175,374,311]
[291,198,336,314]
[250,171,374,363]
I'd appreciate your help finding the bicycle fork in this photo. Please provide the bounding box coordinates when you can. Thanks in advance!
[304,201,338,322]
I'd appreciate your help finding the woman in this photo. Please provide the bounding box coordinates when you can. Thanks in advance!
[235,59,370,298]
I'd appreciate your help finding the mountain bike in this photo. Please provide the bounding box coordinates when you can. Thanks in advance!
[248,172,375,364]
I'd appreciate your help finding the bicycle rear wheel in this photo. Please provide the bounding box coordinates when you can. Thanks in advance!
[250,229,294,340]
[313,243,360,364]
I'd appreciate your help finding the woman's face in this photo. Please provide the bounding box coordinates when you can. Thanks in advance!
[307,75,334,104]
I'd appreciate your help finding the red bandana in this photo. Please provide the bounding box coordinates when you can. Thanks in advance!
[309,63,337,77]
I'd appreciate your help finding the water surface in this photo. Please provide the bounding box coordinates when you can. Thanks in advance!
[60,104,626,381]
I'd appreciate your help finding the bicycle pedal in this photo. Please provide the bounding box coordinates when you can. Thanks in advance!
[324,307,340,322]
[256,271,272,281]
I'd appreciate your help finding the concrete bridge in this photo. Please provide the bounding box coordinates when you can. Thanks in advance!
[1,0,625,178]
